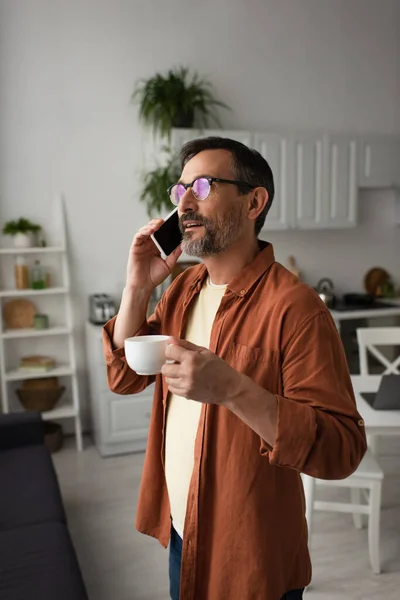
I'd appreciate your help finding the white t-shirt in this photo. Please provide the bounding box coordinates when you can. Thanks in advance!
[164,277,227,538]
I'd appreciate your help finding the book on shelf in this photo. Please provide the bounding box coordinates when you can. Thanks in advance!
[18,355,56,373]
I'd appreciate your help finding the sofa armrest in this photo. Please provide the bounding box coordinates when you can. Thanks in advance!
[0,411,44,451]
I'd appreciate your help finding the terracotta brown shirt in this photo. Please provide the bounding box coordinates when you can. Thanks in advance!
[103,242,367,600]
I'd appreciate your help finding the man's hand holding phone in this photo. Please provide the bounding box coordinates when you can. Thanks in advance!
[128,214,182,294]
[112,210,182,349]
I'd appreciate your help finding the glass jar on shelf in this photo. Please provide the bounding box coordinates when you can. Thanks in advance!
[14,256,30,289]
[31,260,46,289]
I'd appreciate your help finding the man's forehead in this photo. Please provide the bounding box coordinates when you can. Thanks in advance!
[181,149,233,180]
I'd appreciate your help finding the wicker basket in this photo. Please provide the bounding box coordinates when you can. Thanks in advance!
[44,421,63,453]
[16,385,65,412]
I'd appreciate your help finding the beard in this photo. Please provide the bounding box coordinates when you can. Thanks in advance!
[179,206,245,257]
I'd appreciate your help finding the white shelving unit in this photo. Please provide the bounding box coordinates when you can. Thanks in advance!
[0,195,83,451]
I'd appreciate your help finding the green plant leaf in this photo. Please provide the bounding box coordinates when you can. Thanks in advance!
[139,148,181,217]
[131,66,231,138]
[2,217,42,236]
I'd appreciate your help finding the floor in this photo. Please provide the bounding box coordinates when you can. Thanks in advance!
[53,436,400,600]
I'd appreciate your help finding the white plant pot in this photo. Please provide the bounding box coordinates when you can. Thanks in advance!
[13,232,35,248]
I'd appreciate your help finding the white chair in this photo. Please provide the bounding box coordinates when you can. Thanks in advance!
[357,327,400,376]
[357,326,400,454]
[302,450,384,574]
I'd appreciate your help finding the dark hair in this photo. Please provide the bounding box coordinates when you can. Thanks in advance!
[180,136,275,236]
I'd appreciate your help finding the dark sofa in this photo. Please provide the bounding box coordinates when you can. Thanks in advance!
[0,411,88,599]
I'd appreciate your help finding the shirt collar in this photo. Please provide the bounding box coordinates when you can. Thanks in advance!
[187,241,275,296]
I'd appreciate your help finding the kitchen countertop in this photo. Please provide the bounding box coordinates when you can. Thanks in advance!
[330,301,400,322]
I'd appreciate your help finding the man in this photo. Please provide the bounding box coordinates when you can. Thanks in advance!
[103,137,367,600]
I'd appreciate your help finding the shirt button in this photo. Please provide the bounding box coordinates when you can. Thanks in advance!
[239,289,246,296]
[358,419,365,427]
[188,539,192,546]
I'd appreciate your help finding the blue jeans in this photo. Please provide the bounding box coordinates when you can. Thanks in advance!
[168,527,304,600]
[169,527,183,600]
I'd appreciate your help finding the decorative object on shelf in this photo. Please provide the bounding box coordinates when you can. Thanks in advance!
[287,255,301,279]
[31,260,46,289]
[2,217,42,248]
[16,377,65,412]
[364,267,395,297]
[140,147,181,216]
[33,313,49,329]
[132,66,230,139]
[18,355,56,373]
[14,256,30,289]
[44,421,64,453]
[3,298,36,329]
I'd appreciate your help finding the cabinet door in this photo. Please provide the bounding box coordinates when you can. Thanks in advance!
[292,135,325,229]
[359,138,400,188]
[254,133,292,230]
[325,136,358,228]
[105,387,154,444]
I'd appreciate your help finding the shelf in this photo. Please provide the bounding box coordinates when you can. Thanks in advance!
[1,326,71,339]
[0,247,65,255]
[5,365,74,381]
[41,405,77,420]
[8,406,77,421]
[0,287,68,298]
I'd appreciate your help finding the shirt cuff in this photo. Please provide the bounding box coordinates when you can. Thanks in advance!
[102,316,149,368]
[260,394,317,471]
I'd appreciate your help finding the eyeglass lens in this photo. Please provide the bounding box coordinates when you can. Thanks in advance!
[170,177,211,205]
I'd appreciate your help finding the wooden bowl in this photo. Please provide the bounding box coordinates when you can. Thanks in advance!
[16,386,65,412]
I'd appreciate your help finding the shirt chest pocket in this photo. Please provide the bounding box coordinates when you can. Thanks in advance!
[223,341,282,394]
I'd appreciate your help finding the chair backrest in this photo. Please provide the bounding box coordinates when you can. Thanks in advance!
[357,327,400,375]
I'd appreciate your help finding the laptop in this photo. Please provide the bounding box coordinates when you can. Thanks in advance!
[360,375,400,410]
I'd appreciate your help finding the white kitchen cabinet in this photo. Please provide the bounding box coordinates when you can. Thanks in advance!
[358,137,400,188]
[85,322,154,456]
[291,134,325,229]
[324,136,358,228]
[253,133,291,230]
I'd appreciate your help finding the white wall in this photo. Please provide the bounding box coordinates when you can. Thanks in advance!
[0,0,399,423]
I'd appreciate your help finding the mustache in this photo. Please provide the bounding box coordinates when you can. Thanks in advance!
[179,212,209,231]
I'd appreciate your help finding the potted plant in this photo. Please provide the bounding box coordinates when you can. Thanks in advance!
[2,218,42,248]
[139,148,181,216]
[132,66,230,139]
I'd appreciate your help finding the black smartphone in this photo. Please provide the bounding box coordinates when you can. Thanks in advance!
[151,207,182,256]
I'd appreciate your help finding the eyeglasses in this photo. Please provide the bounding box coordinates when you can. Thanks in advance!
[167,176,254,206]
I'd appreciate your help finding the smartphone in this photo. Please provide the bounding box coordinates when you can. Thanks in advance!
[150,207,182,257]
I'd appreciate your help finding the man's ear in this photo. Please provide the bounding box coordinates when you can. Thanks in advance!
[247,187,269,222]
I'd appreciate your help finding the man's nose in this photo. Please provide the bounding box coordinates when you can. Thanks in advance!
[178,186,199,213]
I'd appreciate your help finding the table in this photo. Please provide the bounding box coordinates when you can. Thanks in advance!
[352,374,400,457]
[351,375,400,438]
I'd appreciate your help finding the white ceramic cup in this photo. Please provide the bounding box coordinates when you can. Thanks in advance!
[124,335,170,375]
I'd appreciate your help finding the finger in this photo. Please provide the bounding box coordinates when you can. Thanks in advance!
[134,220,165,240]
[165,245,182,270]
[161,362,183,378]
[167,337,204,352]
[165,380,188,397]
[165,342,194,363]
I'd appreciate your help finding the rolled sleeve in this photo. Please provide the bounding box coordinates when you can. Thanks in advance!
[261,310,367,479]
[266,395,317,470]
[102,316,149,368]
[102,311,160,395]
